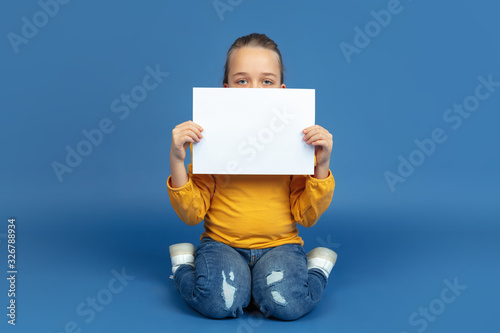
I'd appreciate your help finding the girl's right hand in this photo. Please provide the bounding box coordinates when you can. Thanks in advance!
[170,120,204,162]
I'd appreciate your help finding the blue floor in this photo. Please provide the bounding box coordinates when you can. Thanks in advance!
[2,0,500,332]
[2,194,498,332]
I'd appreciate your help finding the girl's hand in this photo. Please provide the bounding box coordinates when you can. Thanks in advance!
[171,120,204,162]
[302,125,333,170]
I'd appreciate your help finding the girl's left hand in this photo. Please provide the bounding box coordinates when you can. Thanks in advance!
[302,125,333,168]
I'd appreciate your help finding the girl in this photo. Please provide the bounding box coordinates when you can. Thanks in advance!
[167,33,337,320]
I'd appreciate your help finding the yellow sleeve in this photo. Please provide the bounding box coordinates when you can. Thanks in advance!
[289,170,335,228]
[167,163,215,226]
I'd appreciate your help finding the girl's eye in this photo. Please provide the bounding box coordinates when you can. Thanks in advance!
[263,79,273,85]
[237,79,248,85]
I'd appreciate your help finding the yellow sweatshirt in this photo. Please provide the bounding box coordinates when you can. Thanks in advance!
[167,160,335,249]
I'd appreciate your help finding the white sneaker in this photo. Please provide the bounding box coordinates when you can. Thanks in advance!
[306,247,338,279]
[169,243,195,278]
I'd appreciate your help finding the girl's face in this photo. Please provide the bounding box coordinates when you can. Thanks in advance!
[224,47,286,89]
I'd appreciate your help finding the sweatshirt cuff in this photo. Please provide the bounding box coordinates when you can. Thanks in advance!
[306,169,334,184]
[167,175,192,192]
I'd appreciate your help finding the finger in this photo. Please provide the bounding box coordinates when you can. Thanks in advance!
[305,131,327,144]
[176,129,201,144]
[304,128,329,141]
[303,125,323,133]
[177,120,204,132]
[312,140,333,155]
[186,129,203,143]
[312,139,330,146]
[188,120,204,132]
[187,125,204,139]
[183,136,195,144]
[176,121,202,132]
[303,125,321,132]
[175,124,204,140]
[175,120,191,129]
[302,128,320,141]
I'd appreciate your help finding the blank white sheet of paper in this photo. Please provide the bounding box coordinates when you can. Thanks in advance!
[192,87,315,175]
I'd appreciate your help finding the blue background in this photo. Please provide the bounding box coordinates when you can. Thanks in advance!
[1,0,499,332]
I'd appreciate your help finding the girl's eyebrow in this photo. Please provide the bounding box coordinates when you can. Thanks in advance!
[232,72,277,78]
[232,72,249,77]
[261,73,277,78]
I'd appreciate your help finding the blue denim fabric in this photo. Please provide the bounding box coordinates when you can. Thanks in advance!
[173,237,328,320]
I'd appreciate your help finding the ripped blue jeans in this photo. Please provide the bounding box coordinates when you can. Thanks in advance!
[173,237,328,320]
